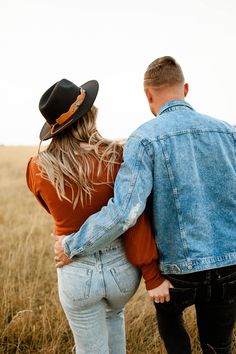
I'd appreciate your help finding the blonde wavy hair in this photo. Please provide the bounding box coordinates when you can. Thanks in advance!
[37,106,123,208]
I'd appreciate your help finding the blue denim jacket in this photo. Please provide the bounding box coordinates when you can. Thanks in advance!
[63,100,236,274]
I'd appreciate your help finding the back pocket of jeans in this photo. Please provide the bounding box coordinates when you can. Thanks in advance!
[222,280,236,303]
[60,265,93,301]
[160,287,196,312]
[110,262,140,294]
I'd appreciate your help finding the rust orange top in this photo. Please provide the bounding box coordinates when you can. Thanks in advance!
[26,153,164,290]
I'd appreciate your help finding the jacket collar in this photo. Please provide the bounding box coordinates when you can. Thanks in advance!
[158,100,194,116]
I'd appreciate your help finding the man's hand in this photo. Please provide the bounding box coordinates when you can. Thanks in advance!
[51,233,72,268]
[147,279,174,303]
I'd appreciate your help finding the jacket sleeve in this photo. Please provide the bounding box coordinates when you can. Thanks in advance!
[124,209,165,290]
[63,135,154,258]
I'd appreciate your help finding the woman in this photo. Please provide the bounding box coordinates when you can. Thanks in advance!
[26,78,165,354]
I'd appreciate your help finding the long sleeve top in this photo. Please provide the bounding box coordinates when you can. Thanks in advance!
[26,153,165,290]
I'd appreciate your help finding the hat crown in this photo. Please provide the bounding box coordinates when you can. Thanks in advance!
[39,79,81,125]
[39,79,99,141]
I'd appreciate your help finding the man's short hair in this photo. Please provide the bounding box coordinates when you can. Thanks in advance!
[144,56,185,88]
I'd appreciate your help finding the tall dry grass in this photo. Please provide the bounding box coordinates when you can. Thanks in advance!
[0,146,235,354]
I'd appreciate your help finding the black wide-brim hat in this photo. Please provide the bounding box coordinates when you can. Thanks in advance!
[39,79,99,141]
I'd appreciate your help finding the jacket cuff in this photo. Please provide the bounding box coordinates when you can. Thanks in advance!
[62,236,72,258]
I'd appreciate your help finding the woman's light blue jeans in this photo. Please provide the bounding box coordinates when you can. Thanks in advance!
[57,238,141,354]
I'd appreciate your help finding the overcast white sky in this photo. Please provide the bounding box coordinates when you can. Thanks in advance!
[1,0,236,145]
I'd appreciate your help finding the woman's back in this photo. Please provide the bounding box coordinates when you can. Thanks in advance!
[26,150,121,236]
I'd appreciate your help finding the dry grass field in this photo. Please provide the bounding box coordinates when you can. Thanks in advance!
[0,146,235,354]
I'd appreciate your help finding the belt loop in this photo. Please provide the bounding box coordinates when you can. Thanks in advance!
[205,270,211,284]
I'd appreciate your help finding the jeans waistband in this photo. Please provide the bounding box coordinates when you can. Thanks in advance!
[93,237,124,255]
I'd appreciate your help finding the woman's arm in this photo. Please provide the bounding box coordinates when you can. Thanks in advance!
[26,157,51,213]
[124,209,173,302]
[123,211,165,290]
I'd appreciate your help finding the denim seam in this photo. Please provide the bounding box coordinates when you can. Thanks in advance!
[134,129,234,145]
[118,141,146,216]
[160,253,236,274]
[156,129,234,142]
[233,133,236,164]
[159,139,190,262]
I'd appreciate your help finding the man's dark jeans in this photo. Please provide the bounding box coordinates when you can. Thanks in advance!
[154,265,236,354]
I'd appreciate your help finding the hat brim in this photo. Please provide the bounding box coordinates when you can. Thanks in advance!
[39,80,99,141]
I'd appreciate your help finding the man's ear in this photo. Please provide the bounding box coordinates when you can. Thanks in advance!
[184,83,189,97]
[144,87,153,103]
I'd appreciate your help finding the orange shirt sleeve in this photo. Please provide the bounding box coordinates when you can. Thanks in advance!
[26,157,50,214]
[123,210,165,290]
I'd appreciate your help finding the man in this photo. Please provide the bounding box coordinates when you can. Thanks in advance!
[55,56,236,354]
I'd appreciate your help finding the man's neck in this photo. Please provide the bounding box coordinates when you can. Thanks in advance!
[156,96,185,114]
[153,85,186,115]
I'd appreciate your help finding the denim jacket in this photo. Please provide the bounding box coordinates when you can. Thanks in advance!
[63,100,236,274]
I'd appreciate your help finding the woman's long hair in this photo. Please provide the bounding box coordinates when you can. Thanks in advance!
[37,106,123,208]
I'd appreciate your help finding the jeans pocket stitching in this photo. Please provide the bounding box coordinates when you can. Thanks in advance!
[110,268,127,293]
[61,267,93,301]
[110,267,140,294]
[222,279,236,302]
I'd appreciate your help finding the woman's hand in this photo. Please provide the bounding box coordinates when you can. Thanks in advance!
[51,233,72,268]
[147,279,174,303]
